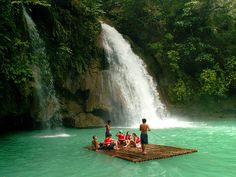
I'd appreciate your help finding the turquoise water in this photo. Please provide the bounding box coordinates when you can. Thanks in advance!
[0,119,236,177]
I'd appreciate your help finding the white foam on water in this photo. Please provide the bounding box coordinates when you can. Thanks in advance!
[149,117,198,129]
[116,115,201,129]
[35,133,70,138]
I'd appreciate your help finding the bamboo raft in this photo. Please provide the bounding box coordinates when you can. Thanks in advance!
[86,144,197,162]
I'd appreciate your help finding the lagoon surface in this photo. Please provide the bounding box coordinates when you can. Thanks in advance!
[1,119,236,177]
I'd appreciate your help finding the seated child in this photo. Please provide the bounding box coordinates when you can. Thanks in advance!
[103,133,119,150]
[124,133,141,148]
[132,133,141,148]
[91,135,101,151]
[125,131,131,140]
[116,130,126,145]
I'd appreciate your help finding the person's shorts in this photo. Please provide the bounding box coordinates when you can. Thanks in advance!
[107,142,115,150]
[141,133,148,144]
[99,143,105,150]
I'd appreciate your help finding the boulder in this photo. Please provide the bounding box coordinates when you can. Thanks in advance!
[63,113,105,128]
[59,59,114,127]
[61,99,83,115]
[85,72,113,113]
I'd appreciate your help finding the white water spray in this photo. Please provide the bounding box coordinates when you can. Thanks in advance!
[23,7,61,127]
[102,23,167,127]
[36,133,71,138]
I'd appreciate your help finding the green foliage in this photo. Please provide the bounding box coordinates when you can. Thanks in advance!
[57,43,72,59]
[49,0,102,82]
[2,63,33,85]
[224,56,236,89]
[1,0,235,117]
[101,0,236,103]
[0,0,103,118]
[164,33,174,41]
[76,0,104,18]
[0,0,36,118]
[11,0,51,7]
[149,42,163,52]
[167,50,180,72]
[169,79,192,102]
[0,1,32,86]
[199,67,228,96]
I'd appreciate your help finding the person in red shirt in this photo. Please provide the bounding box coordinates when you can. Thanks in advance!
[125,131,131,140]
[103,133,119,150]
[124,133,141,148]
[132,133,141,147]
[116,130,126,145]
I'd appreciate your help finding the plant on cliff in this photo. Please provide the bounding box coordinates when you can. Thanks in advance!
[101,0,236,103]
[44,0,104,85]
[0,0,104,126]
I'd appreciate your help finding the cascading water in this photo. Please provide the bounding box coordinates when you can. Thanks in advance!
[23,7,61,128]
[102,23,167,127]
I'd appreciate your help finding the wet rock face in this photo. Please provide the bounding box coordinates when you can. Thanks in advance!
[60,59,112,128]
[63,113,104,128]
[84,71,113,113]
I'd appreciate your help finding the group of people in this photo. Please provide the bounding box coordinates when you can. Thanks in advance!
[92,118,150,155]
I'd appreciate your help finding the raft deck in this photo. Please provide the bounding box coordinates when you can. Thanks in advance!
[86,144,197,163]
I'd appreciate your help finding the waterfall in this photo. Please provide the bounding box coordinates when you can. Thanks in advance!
[23,7,61,128]
[101,23,167,127]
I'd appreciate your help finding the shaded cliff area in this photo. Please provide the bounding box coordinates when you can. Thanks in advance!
[0,0,111,132]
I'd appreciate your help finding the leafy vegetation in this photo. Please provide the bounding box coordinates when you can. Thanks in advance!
[42,0,104,85]
[1,0,236,130]
[0,0,103,122]
[100,0,236,103]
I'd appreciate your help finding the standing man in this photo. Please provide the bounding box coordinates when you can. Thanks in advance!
[105,120,111,138]
[139,118,150,154]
